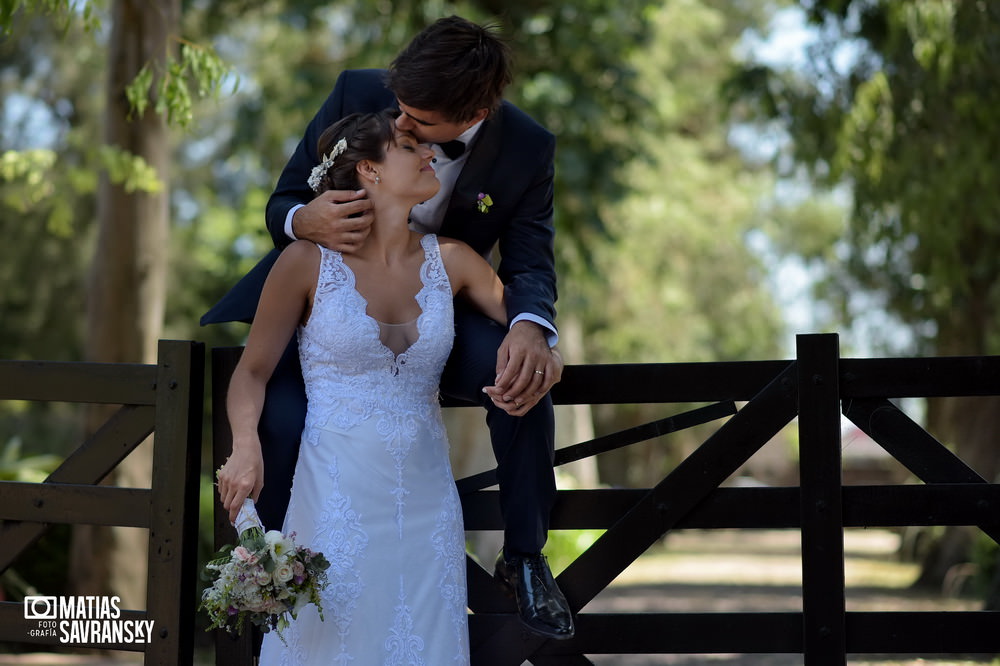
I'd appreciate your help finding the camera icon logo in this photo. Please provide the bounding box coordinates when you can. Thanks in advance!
[23,596,58,620]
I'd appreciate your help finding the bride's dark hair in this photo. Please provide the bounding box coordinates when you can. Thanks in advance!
[312,110,399,194]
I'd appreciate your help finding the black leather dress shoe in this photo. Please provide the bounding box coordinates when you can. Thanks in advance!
[494,551,575,640]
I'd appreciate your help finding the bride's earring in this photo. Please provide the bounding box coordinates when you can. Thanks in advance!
[375,175,381,184]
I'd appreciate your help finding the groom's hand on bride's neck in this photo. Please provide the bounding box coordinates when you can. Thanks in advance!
[292,189,375,253]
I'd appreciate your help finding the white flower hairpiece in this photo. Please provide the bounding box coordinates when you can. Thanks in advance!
[307,138,348,193]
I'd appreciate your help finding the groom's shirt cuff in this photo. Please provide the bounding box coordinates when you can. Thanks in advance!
[284,204,304,241]
[511,313,558,347]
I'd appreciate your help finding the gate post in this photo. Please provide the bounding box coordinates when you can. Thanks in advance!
[797,333,846,664]
[146,339,204,665]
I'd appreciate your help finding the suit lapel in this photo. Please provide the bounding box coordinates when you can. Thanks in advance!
[440,106,505,238]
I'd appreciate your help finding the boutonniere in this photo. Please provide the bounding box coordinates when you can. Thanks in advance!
[476,192,494,214]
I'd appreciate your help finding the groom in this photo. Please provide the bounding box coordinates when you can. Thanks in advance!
[203,16,573,640]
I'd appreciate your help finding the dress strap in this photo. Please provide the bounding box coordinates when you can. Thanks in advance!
[419,234,450,292]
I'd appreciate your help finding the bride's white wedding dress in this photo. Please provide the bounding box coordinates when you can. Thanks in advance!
[258,234,470,665]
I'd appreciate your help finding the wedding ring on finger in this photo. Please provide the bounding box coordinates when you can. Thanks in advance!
[534,369,544,375]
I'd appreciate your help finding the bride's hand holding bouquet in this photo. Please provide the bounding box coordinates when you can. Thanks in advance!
[199,499,330,642]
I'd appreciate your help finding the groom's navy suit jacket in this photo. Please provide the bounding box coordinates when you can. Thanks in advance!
[201,69,559,534]
[202,68,557,329]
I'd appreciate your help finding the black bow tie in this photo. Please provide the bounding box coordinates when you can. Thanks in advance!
[437,140,466,160]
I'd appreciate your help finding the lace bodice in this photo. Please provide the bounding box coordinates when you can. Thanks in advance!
[262,235,469,665]
[297,234,455,440]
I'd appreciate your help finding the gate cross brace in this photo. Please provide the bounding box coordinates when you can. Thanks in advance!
[0,404,154,570]
[845,397,1000,546]
[470,363,799,664]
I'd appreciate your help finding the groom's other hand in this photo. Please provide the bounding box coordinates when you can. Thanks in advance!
[291,188,375,253]
[486,321,563,416]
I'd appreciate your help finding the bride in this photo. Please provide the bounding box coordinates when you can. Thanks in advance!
[216,109,505,664]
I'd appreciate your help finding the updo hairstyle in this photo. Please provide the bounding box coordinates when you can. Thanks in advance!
[311,109,399,195]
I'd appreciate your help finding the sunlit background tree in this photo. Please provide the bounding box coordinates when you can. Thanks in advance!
[731,0,1000,591]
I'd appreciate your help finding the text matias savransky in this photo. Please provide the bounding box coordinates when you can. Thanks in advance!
[23,595,156,644]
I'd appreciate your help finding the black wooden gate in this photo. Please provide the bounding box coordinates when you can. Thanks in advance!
[0,340,204,665]
[211,333,1000,664]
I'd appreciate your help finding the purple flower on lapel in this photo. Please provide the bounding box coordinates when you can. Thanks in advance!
[476,192,494,214]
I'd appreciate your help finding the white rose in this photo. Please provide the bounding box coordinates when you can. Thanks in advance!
[273,563,294,585]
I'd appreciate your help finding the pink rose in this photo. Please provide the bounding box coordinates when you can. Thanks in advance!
[234,546,258,565]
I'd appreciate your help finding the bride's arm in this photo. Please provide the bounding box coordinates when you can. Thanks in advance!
[217,241,318,523]
[440,237,561,417]
[439,238,507,326]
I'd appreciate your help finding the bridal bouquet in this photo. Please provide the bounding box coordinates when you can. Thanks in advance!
[200,499,330,641]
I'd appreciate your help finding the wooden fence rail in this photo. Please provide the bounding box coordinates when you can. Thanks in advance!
[211,333,1000,665]
[0,340,204,665]
[4,332,1000,665]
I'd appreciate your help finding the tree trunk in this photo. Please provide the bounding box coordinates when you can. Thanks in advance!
[916,285,1000,591]
[70,0,177,611]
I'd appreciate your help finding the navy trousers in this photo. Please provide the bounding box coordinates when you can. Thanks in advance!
[254,305,557,556]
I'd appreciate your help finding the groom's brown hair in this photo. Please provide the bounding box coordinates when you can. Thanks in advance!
[385,15,512,124]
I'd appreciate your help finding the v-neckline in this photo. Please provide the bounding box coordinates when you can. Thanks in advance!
[336,238,431,361]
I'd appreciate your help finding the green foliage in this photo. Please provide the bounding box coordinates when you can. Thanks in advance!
[0,436,60,482]
[729,1,1000,585]
[96,144,163,193]
[165,189,273,345]
[126,41,237,129]
[0,0,97,36]
[542,529,604,575]
[0,149,57,211]
[557,0,787,487]
[0,0,242,365]
[732,0,1000,356]
[505,1,659,248]
[6,1,233,129]
[581,0,785,365]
